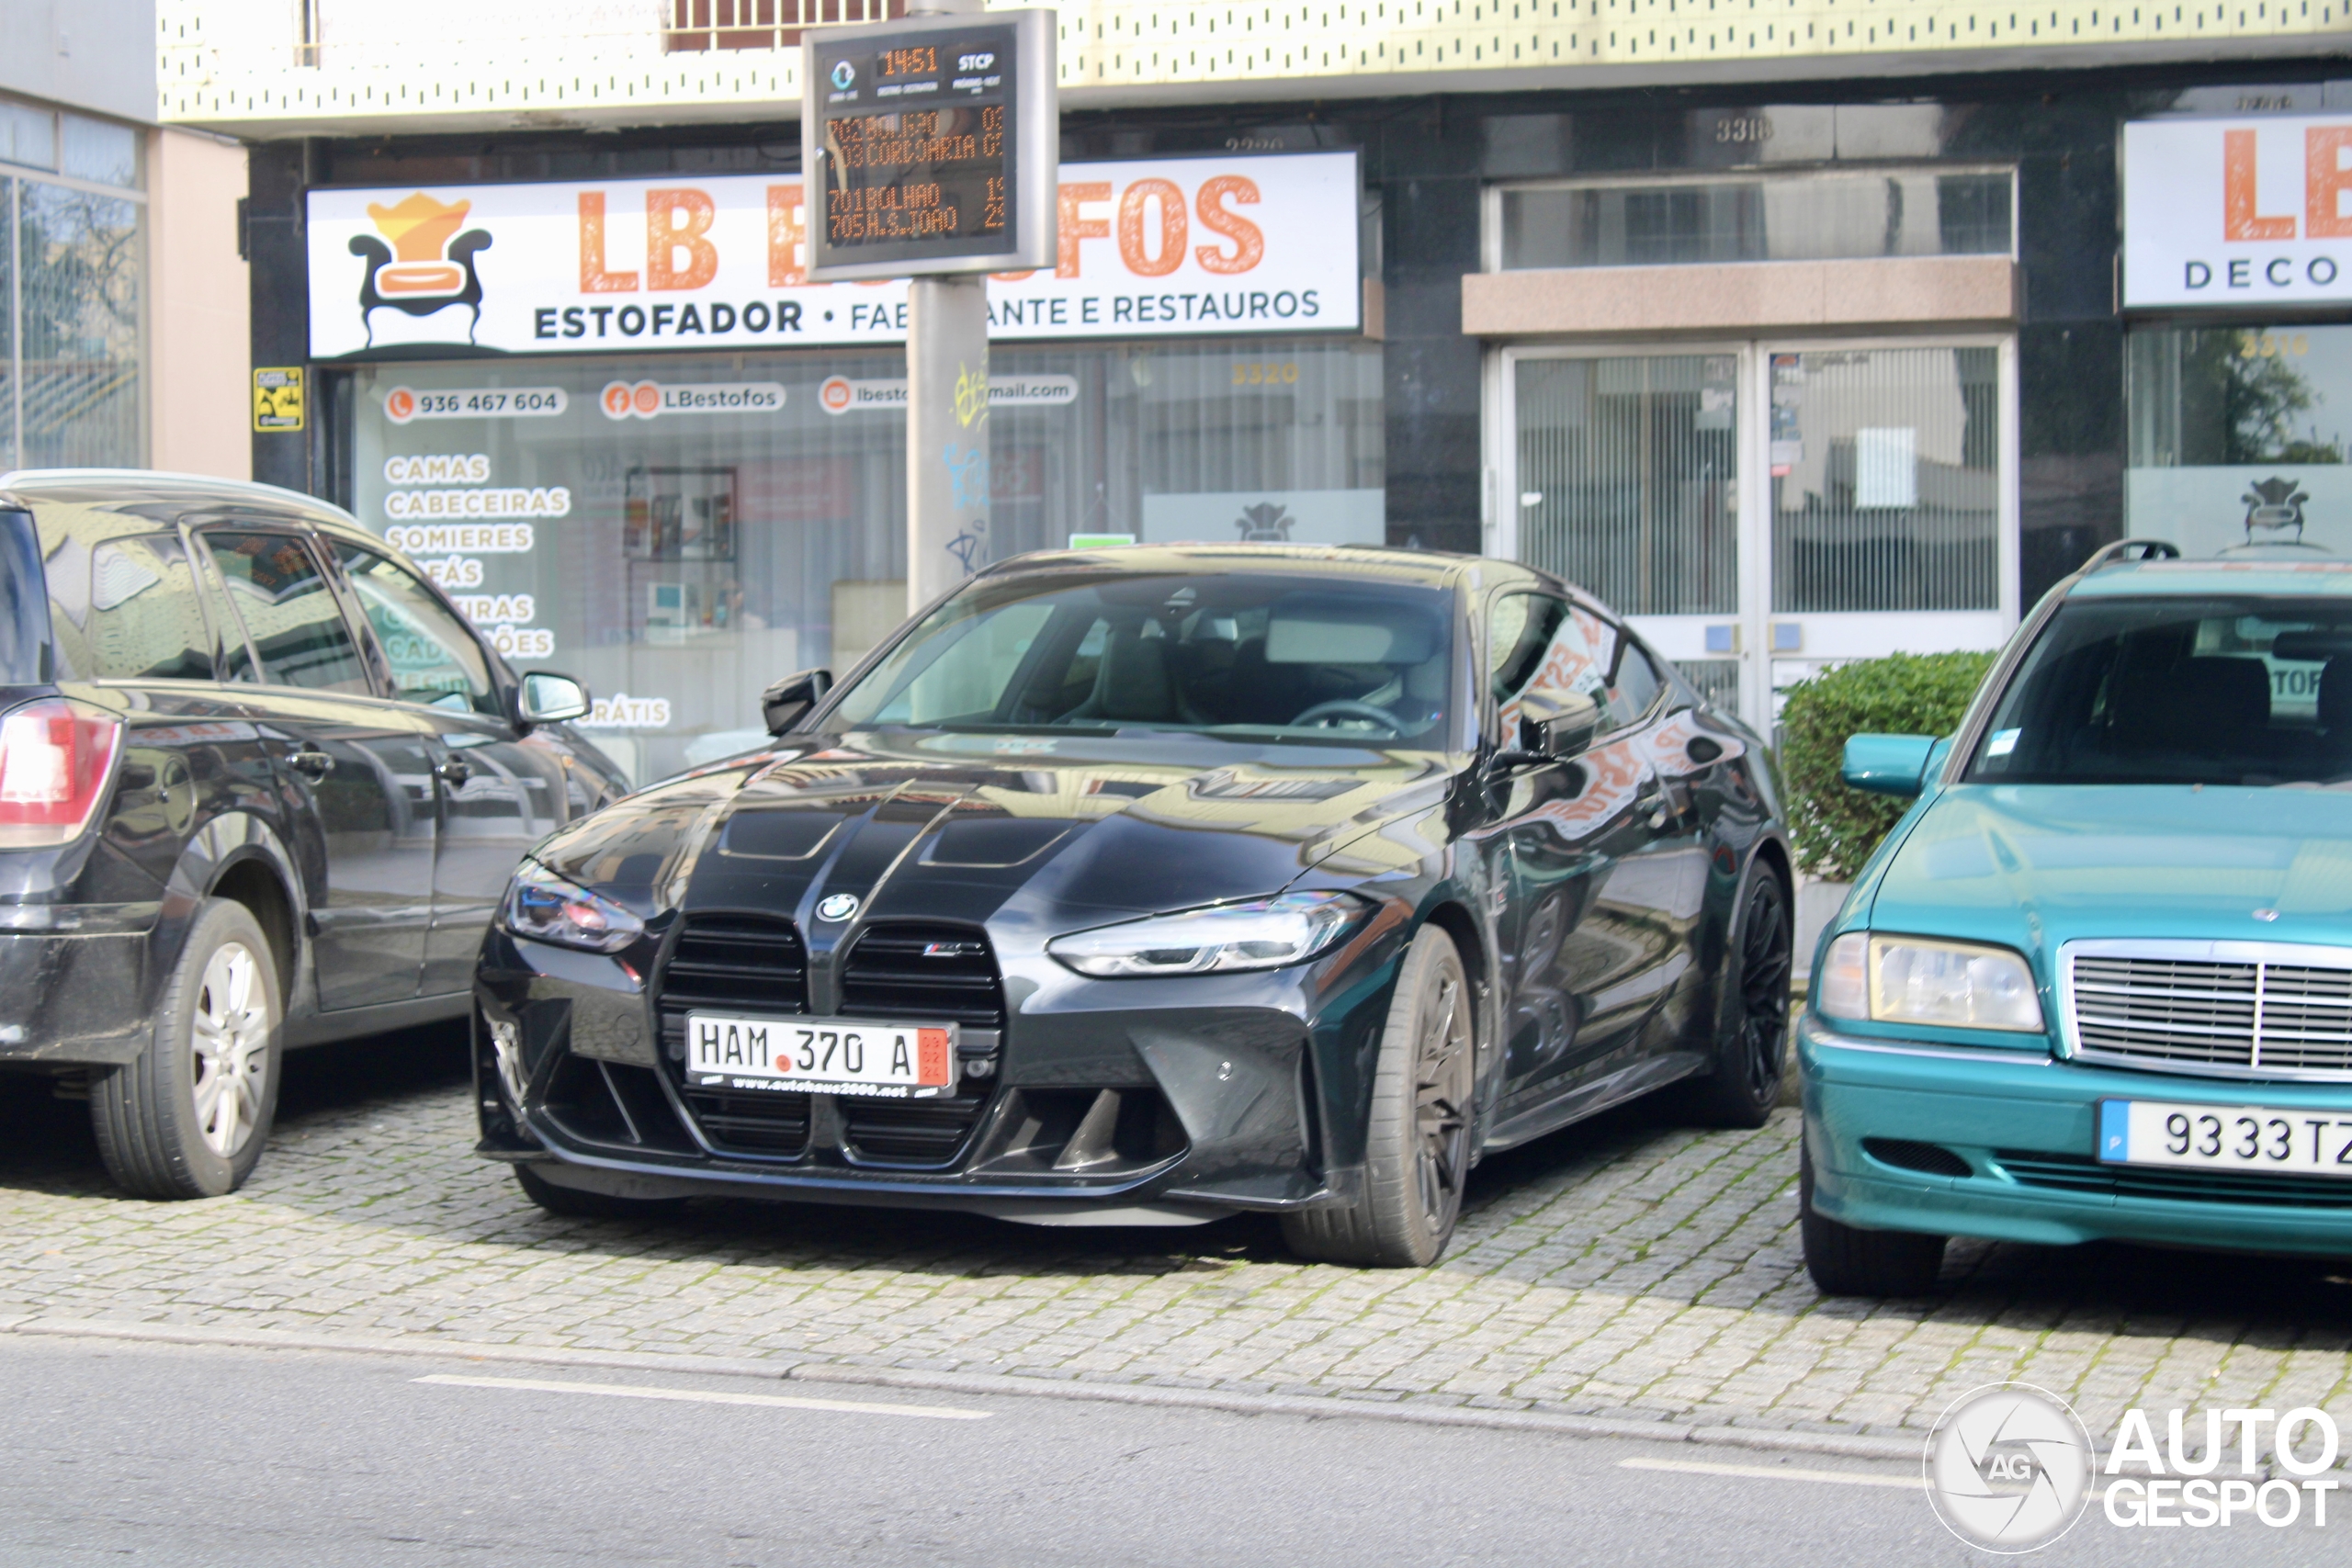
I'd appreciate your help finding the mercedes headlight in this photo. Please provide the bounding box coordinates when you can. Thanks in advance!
[1047,892,1368,977]
[500,861,645,953]
[1820,932,2044,1032]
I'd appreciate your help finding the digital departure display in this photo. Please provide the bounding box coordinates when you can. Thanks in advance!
[811,26,1017,267]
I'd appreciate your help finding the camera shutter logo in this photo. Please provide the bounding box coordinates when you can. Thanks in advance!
[1924,1382,2096,1553]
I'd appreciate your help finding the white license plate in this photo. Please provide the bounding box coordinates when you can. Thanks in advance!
[2099,1098,2352,1179]
[684,1013,957,1098]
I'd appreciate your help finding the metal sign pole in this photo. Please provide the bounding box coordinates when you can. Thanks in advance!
[802,1,1053,618]
[906,273,989,615]
[904,0,989,616]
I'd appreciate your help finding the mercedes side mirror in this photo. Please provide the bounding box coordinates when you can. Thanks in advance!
[1520,687,1602,759]
[514,671,591,728]
[762,668,832,735]
[1842,733,1938,797]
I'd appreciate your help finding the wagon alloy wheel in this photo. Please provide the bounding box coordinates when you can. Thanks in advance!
[91,898,284,1200]
[189,942,271,1157]
[1412,968,1475,1232]
[1282,924,1476,1269]
[1736,876,1793,1100]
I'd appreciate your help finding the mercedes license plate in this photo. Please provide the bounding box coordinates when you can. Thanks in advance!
[684,1014,957,1098]
[2098,1098,2352,1178]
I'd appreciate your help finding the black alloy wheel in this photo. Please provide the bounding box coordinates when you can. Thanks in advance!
[1283,924,1476,1268]
[1675,867,1793,1130]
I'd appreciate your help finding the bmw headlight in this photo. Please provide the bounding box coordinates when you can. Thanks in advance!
[1047,892,1368,977]
[500,861,646,953]
[1820,932,2044,1032]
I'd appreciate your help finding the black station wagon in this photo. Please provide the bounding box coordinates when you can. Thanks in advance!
[0,469,623,1198]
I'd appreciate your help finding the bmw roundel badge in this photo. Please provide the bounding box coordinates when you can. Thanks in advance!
[816,893,861,923]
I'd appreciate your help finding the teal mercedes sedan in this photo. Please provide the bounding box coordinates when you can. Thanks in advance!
[1799,541,2352,1295]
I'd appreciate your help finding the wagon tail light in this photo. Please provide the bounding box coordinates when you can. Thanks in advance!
[0,700,124,850]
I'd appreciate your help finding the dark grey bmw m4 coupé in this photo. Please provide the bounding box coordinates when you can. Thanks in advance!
[475,544,1793,1266]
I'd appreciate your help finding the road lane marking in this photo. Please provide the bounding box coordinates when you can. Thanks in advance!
[1624,1456,2110,1502]
[1622,1457,1919,1489]
[415,1373,990,1420]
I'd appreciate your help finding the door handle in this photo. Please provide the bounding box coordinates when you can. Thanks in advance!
[434,755,474,788]
[287,746,334,781]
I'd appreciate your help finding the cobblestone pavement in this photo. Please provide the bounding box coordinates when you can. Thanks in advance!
[3,1027,2349,1444]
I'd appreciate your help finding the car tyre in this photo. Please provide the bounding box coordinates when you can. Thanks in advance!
[1673,863,1793,1130]
[1799,1140,1946,1296]
[1282,924,1475,1269]
[91,897,282,1200]
[514,1163,688,1221]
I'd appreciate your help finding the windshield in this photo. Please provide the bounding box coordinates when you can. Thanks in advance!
[1965,595,2352,786]
[824,570,1457,747]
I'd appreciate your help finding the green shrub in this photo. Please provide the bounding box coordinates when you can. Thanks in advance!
[1780,649,1997,880]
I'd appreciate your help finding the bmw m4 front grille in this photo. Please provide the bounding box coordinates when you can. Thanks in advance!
[655,913,811,1157]
[840,922,1005,1029]
[2064,943,2352,1080]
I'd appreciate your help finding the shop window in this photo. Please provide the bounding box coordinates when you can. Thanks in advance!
[0,109,145,470]
[1495,168,2013,271]
[348,338,1384,784]
[2128,326,2352,558]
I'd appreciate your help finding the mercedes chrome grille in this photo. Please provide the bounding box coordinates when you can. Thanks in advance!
[2062,941,2352,1081]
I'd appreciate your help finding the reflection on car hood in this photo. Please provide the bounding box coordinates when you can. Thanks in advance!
[530,728,1460,933]
[1869,784,2352,964]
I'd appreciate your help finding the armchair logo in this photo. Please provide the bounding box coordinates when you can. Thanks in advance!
[1234,502,1295,541]
[349,193,494,348]
[2242,476,2309,544]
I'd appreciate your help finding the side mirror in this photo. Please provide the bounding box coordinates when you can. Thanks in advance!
[1842,733,1938,797]
[761,668,833,735]
[514,671,591,727]
[1519,686,1602,758]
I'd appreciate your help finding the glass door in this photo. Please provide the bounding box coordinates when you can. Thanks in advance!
[1504,349,1752,716]
[1760,343,2017,721]
[1499,337,2016,732]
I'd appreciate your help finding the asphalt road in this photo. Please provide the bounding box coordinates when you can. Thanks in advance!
[0,1335,2336,1568]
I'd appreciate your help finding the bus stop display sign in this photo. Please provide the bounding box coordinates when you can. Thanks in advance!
[803,10,1056,281]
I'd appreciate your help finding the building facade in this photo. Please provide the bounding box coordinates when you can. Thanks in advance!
[163,0,2352,776]
[4,0,250,480]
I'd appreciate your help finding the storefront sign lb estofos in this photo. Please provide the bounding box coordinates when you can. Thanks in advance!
[2125,115,2352,307]
[304,153,1361,359]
